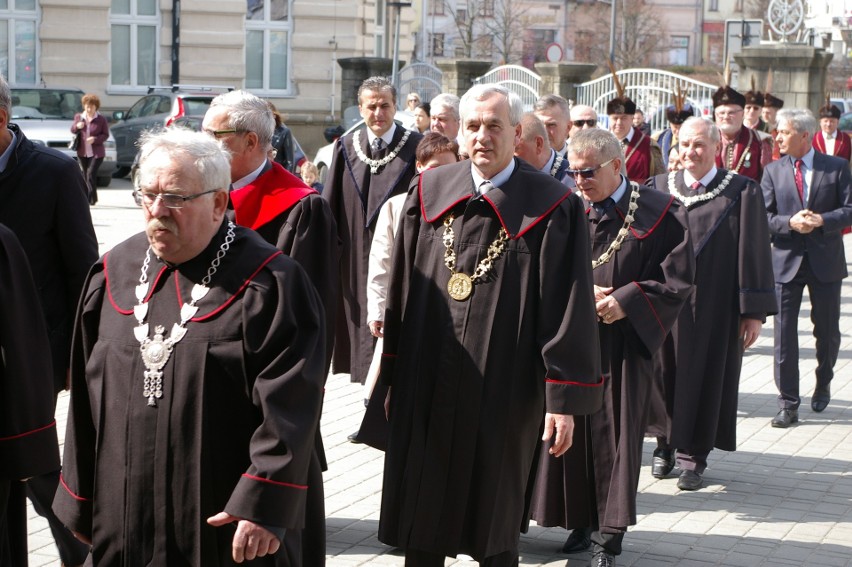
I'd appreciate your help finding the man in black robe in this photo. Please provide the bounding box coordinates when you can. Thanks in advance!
[323,76,422,387]
[530,128,694,567]
[0,73,95,567]
[204,90,339,567]
[647,117,777,491]
[378,84,603,566]
[53,129,326,567]
[0,225,60,567]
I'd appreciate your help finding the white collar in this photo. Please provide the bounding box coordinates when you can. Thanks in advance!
[542,149,557,174]
[471,159,515,193]
[622,127,635,143]
[557,141,569,157]
[366,123,397,147]
[683,166,718,188]
[232,159,268,190]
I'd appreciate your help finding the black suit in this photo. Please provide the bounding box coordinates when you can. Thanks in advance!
[762,150,852,409]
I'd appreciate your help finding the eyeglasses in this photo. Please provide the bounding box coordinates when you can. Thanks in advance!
[203,128,244,139]
[714,109,743,118]
[572,119,597,128]
[566,158,615,179]
[134,189,219,209]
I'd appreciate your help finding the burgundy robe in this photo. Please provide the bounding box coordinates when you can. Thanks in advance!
[323,125,421,384]
[378,159,603,560]
[54,224,326,567]
[623,130,664,183]
[813,131,852,163]
[530,180,694,532]
[648,169,777,454]
[717,126,767,182]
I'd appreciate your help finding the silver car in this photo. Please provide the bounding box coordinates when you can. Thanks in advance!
[10,86,117,187]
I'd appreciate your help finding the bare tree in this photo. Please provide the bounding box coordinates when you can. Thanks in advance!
[571,0,669,68]
[439,0,528,63]
[480,0,531,63]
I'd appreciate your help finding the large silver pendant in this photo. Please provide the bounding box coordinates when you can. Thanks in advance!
[139,325,174,407]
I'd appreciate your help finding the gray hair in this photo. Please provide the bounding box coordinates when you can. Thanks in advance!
[358,76,396,105]
[459,84,524,126]
[680,116,720,144]
[520,112,547,143]
[534,94,570,117]
[430,93,460,120]
[0,74,9,113]
[776,108,817,137]
[568,128,623,164]
[208,89,275,147]
[137,128,232,193]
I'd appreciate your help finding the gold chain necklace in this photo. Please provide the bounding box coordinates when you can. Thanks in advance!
[442,213,509,301]
[592,182,640,270]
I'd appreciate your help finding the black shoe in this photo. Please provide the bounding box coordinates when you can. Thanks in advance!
[347,431,362,444]
[677,470,703,491]
[771,408,799,428]
[812,386,831,413]
[590,550,615,567]
[561,527,591,553]
[651,448,675,479]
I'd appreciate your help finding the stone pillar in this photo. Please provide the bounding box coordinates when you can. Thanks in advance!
[337,57,396,113]
[735,44,833,115]
[435,59,493,96]
[534,62,598,103]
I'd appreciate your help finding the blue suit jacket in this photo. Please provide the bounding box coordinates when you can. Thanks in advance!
[761,151,852,283]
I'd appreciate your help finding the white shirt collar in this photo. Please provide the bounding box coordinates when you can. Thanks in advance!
[471,158,516,193]
[622,127,635,143]
[366,123,397,147]
[232,159,268,190]
[541,149,557,174]
[557,140,569,157]
[683,166,718,188]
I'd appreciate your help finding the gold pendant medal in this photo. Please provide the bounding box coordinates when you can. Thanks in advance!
[447,272,473,301]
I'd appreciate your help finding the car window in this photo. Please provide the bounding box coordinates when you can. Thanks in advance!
[126,96,151,120]
[840,114,852,132]
[156,96,173,114]
[181,97,213,116]
[10,89,82,119]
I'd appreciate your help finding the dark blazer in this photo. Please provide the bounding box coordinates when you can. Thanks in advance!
[761,151,852,283]
[70,112,110,159]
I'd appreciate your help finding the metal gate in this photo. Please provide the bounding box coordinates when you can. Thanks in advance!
[399,62,443,104]
[474,64,541,110]
[575,69,718,133]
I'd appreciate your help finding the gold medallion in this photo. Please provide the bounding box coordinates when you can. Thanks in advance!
[447,272,473,301]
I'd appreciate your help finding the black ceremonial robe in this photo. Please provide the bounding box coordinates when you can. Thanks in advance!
[53,224,325,567]
[323,125,421,383]
[649,169,776,454]
[530,180,694,531]
[0,224,60,567]
[378,159,603,560]
[229,161,340,567]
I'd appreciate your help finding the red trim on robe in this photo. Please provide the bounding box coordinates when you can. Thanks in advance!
[230,162,317,231]
[813,131,852,162]
[545,376,604,386]
[631,281,665,336]
[241,473,308,490]
[483,190,572,240]
[616,194,674,240]
[419,171,470,224]
[190,251,284,322]
[0,420,56,442]
[105,251,168,315]
[59,474,91,502]
[717,127,761,180]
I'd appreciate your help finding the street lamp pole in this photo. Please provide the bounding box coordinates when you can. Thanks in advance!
[389,1,412,93]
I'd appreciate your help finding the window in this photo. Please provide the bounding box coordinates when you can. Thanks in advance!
[110,0,158,90]
[246,0,293,93]
[430,33,444,57]
[0,0,37,84]
[669,36,689,66]
[479,0,494,17]
[374,0,386,57]
[457,8,467,23]
[709,0,718,11]
[430,0,445,16]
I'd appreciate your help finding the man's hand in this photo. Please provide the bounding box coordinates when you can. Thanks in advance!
[207,512,280,563]
[595,295,625,324]
[593,285,613,301]
[71,530,92,546]
[542,413,574,457]
[790,210,815,233]
[740,318,763,350]
[368,320,384,338]
[802,210,824,228]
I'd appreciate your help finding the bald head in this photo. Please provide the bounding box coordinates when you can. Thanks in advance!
[569,105,597,137]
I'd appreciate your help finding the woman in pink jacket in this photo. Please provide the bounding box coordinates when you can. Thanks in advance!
[71,93,110,205]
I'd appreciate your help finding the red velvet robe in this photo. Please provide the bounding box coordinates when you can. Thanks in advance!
[813,131,852,163]
[717,126,764,182]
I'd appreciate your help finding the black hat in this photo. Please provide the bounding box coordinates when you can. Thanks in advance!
[666,104,695,124]
[763,92,784,109]
[819,102,842,119]
[712,85,746,109]
[607,96,636,116]
[744,90,764,106]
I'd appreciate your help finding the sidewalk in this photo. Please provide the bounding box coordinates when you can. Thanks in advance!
[26,188,852,566]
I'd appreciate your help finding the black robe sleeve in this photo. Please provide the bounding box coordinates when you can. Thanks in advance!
[0,225,60,481]
[738,181,778,319]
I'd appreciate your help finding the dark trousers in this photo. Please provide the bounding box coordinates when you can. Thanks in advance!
[78,156,103,205]
[27,470,90,565]
[774,259,842,409]
[591,528,626,556]
[404,547,519,567]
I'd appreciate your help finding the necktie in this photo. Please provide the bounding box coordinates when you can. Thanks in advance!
[477,180,493,197]
[593,197,615,216]
[690,181,702,192]
[371,137,384,156]
[794,159,804,204]
[621,138,628,147]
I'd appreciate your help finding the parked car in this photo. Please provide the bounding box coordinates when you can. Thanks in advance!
[829,98,852,114]
[839,111,852,133]
[111,84,232,176]
[10,86,117,187]
[313,110,410,183]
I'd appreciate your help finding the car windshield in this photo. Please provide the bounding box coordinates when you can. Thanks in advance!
[182,97,213,116]
[10,89,83,120]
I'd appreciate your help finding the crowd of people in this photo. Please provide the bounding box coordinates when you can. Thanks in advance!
[1,68,850,567]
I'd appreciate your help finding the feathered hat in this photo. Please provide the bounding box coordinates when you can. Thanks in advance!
[712,59,746,108]
[605,61,637,116]
[666,82,695,124]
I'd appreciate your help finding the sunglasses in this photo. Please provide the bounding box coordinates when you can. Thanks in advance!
[572,119,597,128]
[566,158,615,179]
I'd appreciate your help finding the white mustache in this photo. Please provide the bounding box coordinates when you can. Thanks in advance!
[147,218,178,234]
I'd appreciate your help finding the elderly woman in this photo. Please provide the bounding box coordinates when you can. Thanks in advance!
[71,93,110,205]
